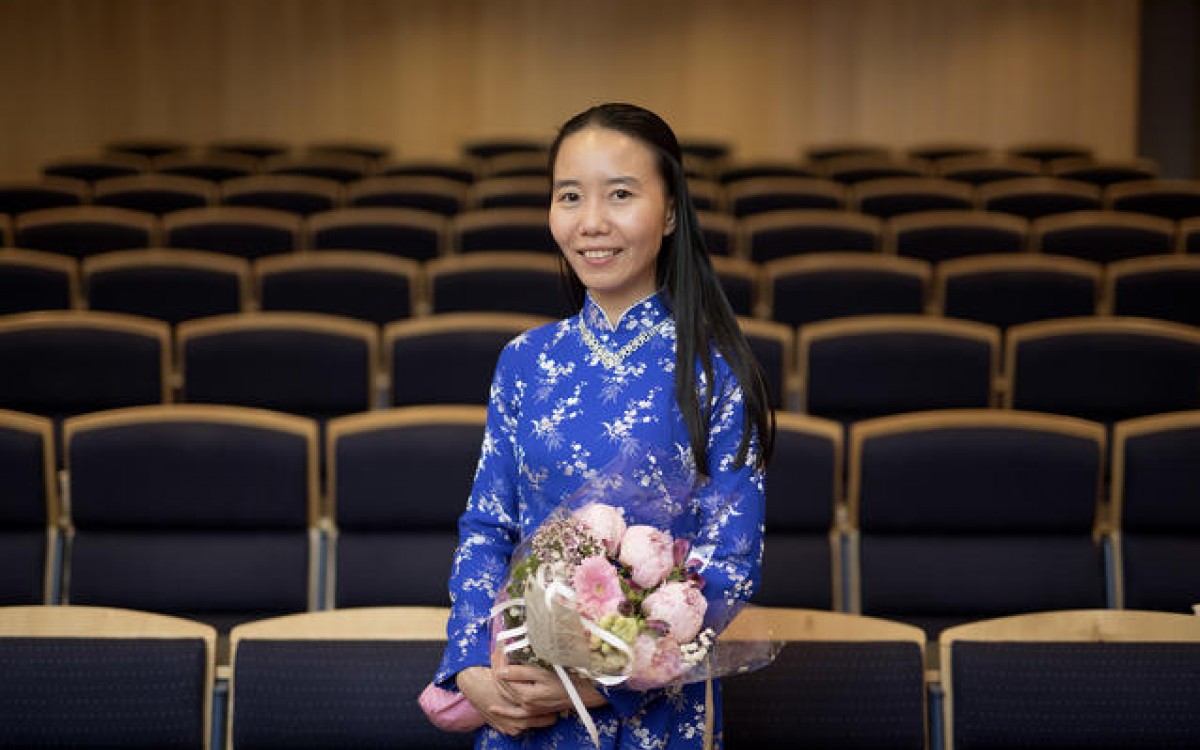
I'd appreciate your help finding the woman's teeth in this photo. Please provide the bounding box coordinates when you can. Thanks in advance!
[582,249,618,259]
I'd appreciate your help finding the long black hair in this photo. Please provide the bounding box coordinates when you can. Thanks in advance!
[548,102,774,472]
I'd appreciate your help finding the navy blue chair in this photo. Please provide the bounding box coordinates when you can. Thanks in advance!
[723,608,927,750]
[908,143,989,162]
[83,249,249,325]
[804,143,891,164]
[1006,317,1200,425]
[221,174,342,217]
[726,177,846,218]
[178,312,378,423]
[264,152,371,184]
[105,137,190,160]
[1180,217,1200,254]
[307,140,392,164]
[464,138,546,161]
[348,176,467,216]
[453,208,558,254]
[717,160,818,184]
[711,256,759,317]
[1008,142,1094,164]
[1108,178,1200,221]
[888,210,1028,263]
[0,605,216,749]
[940,610,1200,750]
[327,407,484,607]
[427,251,570,318]
[819,154,930,185]
[470,176,549,209]
[738,317,794,411]
[164,206,301,260]
[1049,157,1158,187]
[0,410,58,604]
[228,607,471,749]
[0,249,78,314]
[206,139,290,164]
[93,174,214,216]
[741,209,882,263]
[756,414,843,610]
[375,159,477,185]
[937,153,1042,186]
[42,153,149,183]
[763,253,929,328]
[698,211,738,257]
[1112,411,1200,612]
[155,151,259,183]
[386,313,550,406]
[935,254,1100,329]
[1033,210,1175,264]
[853,177,975,219]
[980,178,1103,220]
[799,315,999,424]
[308,207,446,262]
[0,178,87,217]
[256,251,419,326]
[1105,255,1200,327]
[63,405,320,634]
[850,410,1108,637]
[15,206,158,260]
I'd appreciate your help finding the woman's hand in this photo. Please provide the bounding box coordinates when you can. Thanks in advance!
[492,648,608,714]
[455,664,560,737]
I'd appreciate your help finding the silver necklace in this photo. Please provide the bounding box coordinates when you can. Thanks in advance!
[578,317,668,369]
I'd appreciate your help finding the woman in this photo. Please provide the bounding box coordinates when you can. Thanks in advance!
[433,103,773,749]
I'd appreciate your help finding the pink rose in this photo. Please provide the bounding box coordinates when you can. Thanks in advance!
[618,525,675,589]
[641,581,707,642]
[627,633,686,690]
[573,503,627,556]
[572,555,626,620]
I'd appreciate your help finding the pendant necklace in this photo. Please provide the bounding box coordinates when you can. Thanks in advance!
[578,317,668,369]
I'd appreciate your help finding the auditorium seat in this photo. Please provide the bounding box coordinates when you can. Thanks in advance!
[888,209,1028,262]
[0,177,87,217]
[763,252,929,327]
[426,251,571,317]
[0,605,216,749]
[178,312,379,422]
[1049,156,1158,187]
[83,249,249,325]
[1005,317,1200,424]
[347,175,467,216]
[227,607,470,749]
[0,248,79,314]
[711,256,759,317]
[934,254,1100,329]
[979,177,1103,219]
[940,610,1200,750]
[725,177,847,217]
[741,209,882,263]
[804,143,891,163]
[698,210,738,256]
[799,315,999,424]
[1111,410,1200,612]
[326,407,484,607]
[738,317,794,410]
[386,313,551,406]
[820,154,930,185]
[63,405,320,634]
[307,139,392,164]
[717,160,818,185]
[308,207,446,261]
[482,151,549,179]
[105,138,189,160]
[256,251,419,325]
[907,142,989,162]
[469,176,550,210]
[849,409,1108,637]
[756,414,843,610]
[155,151,258,183]
[685,178,721,212]
[206,139,290,163]
[722,608,927,750]
[16,206,158,259]
[1032,210,1175,264]
[92,174,214,215]
[42,153,149,183]
[375,159,477,185]
[1107,177,1200,220]
[453,207,558,254]
[264,152,371,184]
[164,206,301,260]
[220,174,342,216]
[0,410,58,604]
[852,177,975,219]
[1104,255,1200,327]
[936,153,1042,185]
[463,139,547,162]
[1008,142,1094,164]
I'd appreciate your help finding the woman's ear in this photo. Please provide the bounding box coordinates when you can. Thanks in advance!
[663,204,677,236]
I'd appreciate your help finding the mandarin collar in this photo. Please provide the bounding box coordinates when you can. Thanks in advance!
[582,291,672,339]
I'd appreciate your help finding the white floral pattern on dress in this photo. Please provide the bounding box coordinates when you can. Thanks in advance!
[435,291,765,750]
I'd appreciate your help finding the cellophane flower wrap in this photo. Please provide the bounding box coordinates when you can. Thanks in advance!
[490,451,781,745]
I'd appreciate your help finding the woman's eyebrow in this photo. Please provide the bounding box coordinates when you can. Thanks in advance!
[552,176,643,189]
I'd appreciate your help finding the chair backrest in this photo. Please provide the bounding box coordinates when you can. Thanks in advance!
[1006,317,1200,423]
[1008,142,1094,163]
[799,315,999,424]
[726,177,846,217]
[979,177,1103,219]
[452,207,558,254]
[888,209,1028,262]
[385,313,551,406]
[718,160,818,184]
[1111,410,1200,612]
[163,207,302,260]
[1104,255,1200,327]
[178,312,379,421]
[220,174,343,216]
[469,176,550,210]
[93,174,215,215]
[849,410,1107,635]
[426,251,571,317]
[819,154,930,185]
[940,610,1200,750]
[307,207,446,261]
[0,248,79,314]
[698,210,738,256]
[721,607,927,750]
[738,317,795,410]
[16,206,158,259]
[936,153,1042,185]
[1032,210,1175,264]
[1180,216,1200,253]
[307,139,392,164]
[1049,156,1158,187]
[852,177,975,218]
[228,607,469,749]
[934,254,1101,329]
[710,256,759,317]
[375,159,477,185]
[0,177,88,216]
[757,414,843,609]
[347,176,467,216]
[255,250,419,325]
[482,150,550,178]
[741,209,882,263]
[0,311,171,421]
[763,252,930,327]
[264,152,371,184]
[64,405,320,628]
[106,138,189,160]
[83,249,250,324]
[0,605,216,749]
[1108,178,1200,220]
[326,407,484,607]
[43,152,149,183]
[0,409,58,604]
[155,151,258,182]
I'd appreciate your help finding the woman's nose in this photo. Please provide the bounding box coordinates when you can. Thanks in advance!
[579,199,608,234]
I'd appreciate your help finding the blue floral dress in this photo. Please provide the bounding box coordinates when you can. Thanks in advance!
[434,291,766,750]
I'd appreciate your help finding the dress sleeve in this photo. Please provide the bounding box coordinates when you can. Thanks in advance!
[434,342,524,689]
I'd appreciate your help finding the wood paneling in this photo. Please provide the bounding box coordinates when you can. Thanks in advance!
[0,0,1139,177]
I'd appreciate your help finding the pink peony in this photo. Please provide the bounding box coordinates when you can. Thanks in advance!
[641,581,707,642]
[573,503,627,556]
[627,633,686,690]
[618,525,675,589]
[572,555,626,620]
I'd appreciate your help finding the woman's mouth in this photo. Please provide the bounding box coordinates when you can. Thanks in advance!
[580,248,620,260]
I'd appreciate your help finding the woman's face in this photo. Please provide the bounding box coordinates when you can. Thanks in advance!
[550,126,675,321]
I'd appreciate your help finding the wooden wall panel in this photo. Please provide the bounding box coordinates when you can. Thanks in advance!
[0,0,1139,178]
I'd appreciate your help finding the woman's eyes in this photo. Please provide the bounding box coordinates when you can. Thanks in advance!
[611,188,633,200]
[554,187,635,203]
